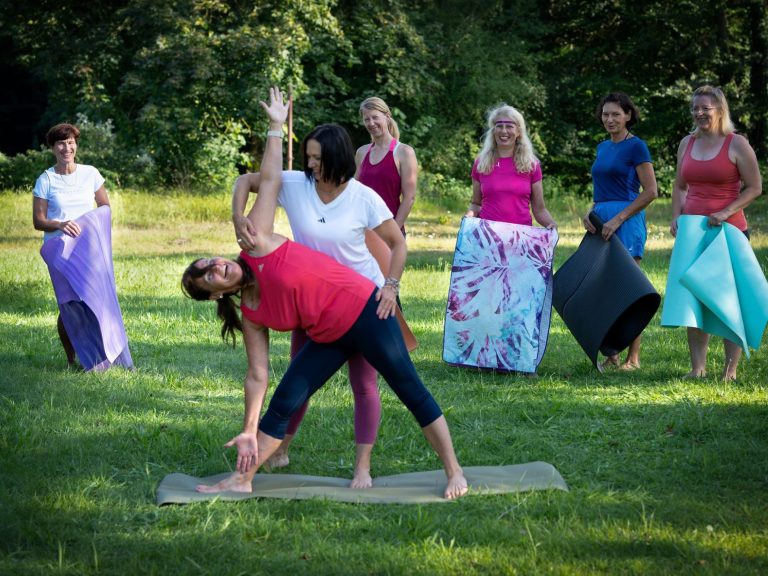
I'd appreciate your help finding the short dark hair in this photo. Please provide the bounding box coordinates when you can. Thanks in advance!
[302,124,357,186]
[46,123,81,147]
[595,93,641,128]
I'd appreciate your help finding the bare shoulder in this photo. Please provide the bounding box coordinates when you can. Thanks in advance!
[395,142,417,161]
[729,132,753,152]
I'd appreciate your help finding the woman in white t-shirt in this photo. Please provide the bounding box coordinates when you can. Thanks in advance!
[32,123,111,367]
[232,123,406,489]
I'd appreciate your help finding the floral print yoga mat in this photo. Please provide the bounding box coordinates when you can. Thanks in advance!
[443,217,558,373]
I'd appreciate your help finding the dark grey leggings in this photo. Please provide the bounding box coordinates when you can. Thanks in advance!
[259,290,442,439]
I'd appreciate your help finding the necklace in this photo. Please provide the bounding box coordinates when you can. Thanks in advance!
[55,165,78,188]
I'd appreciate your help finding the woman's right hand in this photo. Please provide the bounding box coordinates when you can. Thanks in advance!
[224,431,259,474]
[234,214,257,251]
[670,216,678,238]
[583,211,597,234]
[59,219,82,237]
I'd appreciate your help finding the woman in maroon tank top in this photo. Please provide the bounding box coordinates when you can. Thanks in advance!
[355,97,418,236]
[671,85,762,381]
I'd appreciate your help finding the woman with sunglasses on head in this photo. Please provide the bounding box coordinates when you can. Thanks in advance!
[670,85,762,381]
[186,87,467,499]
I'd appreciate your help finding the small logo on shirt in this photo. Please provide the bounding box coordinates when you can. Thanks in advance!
[258,264,264,272]
[318,217,326,223]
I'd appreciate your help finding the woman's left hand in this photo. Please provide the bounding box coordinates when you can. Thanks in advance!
[259,87,290,126]
[707,211,728,227]
[375,285,398,319]
[602,216,621,241]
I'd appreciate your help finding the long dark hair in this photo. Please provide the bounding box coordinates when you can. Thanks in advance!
[302,123,357,186]
[181,257,252,347]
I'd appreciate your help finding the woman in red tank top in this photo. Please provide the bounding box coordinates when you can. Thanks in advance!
[671,85,763,381]
[355,97,418,235]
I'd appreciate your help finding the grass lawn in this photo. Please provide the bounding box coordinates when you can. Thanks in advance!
[0,189,766,575]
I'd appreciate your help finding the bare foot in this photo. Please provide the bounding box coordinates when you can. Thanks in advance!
[196,473,252,493]
[350,468,373,489]
[722,371,737,382]
[263,451,290,470]
[618,361,640,371]
[444,472,468,500]
[684,369,706,379]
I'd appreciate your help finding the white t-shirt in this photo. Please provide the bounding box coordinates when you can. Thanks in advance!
[278,171,393,286]
[33,164,105,241]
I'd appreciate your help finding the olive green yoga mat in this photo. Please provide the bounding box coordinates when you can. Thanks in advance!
[156,462,568,505]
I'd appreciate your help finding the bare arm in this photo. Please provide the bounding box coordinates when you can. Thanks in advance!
[600,161,658,241]
[530,180,557,229]
[466,179,482,217]
[670,137,690,237]
[393,144,418,229]
[232,172,262,250]
[243,87,290,257]
[226,317,271,474]
[95,185,110,208]
[354,145,368,178]
[372,218,406,319]
[708,134,763,226]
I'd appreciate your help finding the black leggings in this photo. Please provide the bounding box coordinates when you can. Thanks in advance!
[259,290,442,439]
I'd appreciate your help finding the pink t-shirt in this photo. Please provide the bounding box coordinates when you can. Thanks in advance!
[240,241,375,343]
[471,157,543,225]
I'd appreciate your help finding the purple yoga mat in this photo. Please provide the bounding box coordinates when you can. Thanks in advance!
[40,206,133,371]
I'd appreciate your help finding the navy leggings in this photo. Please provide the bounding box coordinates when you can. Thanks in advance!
[259,290,442,439]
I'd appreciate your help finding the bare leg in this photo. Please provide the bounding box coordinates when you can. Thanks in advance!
[57,315,76,366]
[421,416,467,499]
[619,335,642,370]
[350,443,373,489]
[196,432,283,493]
[722,339,742,381]
[686,327,709,377]
[264,434,293,469]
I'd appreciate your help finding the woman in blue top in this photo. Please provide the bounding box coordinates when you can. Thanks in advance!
[583,92,658,370]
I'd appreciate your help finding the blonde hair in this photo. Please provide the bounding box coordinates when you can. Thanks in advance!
[691,85,735,136]
[476,104,537,174]
[359,97,400,141]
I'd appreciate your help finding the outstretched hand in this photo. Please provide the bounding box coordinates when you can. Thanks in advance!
[224,432,259,474]
[259,87,289,127]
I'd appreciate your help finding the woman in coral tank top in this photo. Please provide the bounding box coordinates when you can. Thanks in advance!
[671,85,763,381]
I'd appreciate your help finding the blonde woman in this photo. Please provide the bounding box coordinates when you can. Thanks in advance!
[671,85,762,381]
[466,104,556,229]
[355,97,418,235]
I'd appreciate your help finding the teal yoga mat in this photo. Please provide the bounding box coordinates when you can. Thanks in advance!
[661,216,768,356]
[156,462,568,505]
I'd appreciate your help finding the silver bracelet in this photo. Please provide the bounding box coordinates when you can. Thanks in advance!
[266,130,283,139]
[384,277,400,294]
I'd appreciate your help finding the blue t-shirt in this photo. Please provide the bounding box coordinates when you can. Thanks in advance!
[591,137,652,203]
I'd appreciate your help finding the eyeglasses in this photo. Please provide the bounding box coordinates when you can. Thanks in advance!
[691,106,716,114]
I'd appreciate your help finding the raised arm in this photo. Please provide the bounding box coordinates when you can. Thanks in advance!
[244,87,289,256]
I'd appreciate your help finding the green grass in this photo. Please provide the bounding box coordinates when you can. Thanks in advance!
[1,189,766,575]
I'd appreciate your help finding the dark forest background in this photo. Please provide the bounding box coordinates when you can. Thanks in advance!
[1,0,765,195]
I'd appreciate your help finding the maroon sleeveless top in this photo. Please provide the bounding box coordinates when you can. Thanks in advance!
[358,139,403,231]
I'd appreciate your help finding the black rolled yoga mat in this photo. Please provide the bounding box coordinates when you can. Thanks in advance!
[552,213,660,371]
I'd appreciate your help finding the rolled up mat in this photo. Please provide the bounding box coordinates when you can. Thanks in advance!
[156,462,568,505]
[552,213,660,371]
[661,215,768,355]
[364,230,418,352]
[443,217,558,373]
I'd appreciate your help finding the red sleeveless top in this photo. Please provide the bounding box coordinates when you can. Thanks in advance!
[239,241,374,343]
[681,133,747,231]
[358,139,403,230]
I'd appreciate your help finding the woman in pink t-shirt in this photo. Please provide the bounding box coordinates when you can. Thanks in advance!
[465,104,556,229]
[182,88,467,500]
[671,85,762,381]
